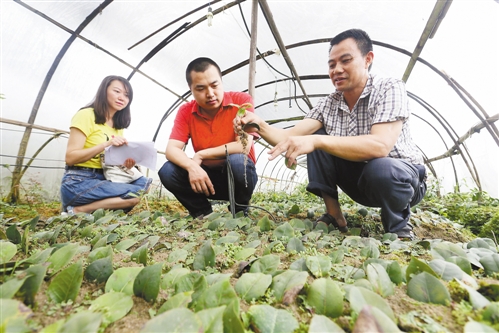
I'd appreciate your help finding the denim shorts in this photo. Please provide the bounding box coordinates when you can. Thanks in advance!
[60,169,152,211]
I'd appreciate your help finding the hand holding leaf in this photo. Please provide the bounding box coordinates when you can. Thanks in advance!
[230,103,260,132]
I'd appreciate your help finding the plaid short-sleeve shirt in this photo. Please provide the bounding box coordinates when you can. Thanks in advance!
[306,74,423,164]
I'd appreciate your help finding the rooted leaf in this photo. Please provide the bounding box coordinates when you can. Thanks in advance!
[290,257,308,271]
[84,256,113,283]
[480,253,499,276]
[387,261,404,285]
[174,272,207,302]
[194,279,238,312]
[250,254,280,275]
[352,306,401,333]
[287,204,300,215]
[161,267,190,290]
[24,247,53,265]
[271,270,308,304]
[193,240,216,270]
[366,263,395,297]
[47,243,79,274]
[257,216,272,232]
[286,237,305,253]
[223,298,244,333]
[115,239,137,252]
[140,308,202,332]
[429,259,465,281]
[235,273,272,302]
[431,241,468,260]
[248,304,298,333]
[158,291,193,314]
[407,272,451,305]
[197,306,225,333]
[89,292,133,325]
[105,267,143,295]
[273,222,294,240]
[20,263,49,305]
[0,299,33,333]
[234,248,256,261]
[306,255,331,278]
[467,238,498,252]
[329,249,345,264]
[464,320,498,333]
[88,245,112,263]
[406,256,438,283]
[206,273,232,286]
[481,303,499,324]
[447,256,473,275]
[0,274,29,299]
[131,243,148,266]
[133,263,162,302]
[360,244,380,259]
[58,311,102,333]
[6,225,21,244]
[48,260,83,303]
[306,278,343,318]
[456,278,490,310]
[348,286,395,321]
[0,241,17,264]
[168,249,188,263]
[309,314,345,332]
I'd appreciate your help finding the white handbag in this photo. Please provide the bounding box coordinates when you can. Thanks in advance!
[100,153,142,183]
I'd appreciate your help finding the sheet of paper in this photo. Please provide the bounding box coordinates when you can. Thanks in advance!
[104,141,157,171]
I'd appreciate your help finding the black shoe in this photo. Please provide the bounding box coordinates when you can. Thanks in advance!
[193,210,213,220]
[395,223,416,241]
[314,213,348,233]
[397,230,416,241]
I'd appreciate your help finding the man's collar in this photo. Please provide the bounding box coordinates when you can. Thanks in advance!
[359,74,374,99]
[332,74,375,101]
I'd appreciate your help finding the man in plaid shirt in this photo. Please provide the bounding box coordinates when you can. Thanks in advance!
[235,29,426,240]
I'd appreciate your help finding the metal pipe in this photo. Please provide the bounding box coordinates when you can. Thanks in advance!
[257,0,313,109]
[402,0,453,82]
[248,0,259,98]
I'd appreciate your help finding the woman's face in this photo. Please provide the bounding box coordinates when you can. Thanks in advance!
[106,80,129,113]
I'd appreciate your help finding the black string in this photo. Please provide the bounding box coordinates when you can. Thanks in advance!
[225,145,236,218]
[224,145,276,222]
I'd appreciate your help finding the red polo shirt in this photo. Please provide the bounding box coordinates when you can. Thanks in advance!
[170,91,257,164]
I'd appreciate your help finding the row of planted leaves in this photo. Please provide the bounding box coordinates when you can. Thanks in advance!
[1,202,499,332]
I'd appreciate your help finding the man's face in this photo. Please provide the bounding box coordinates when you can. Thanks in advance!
[328,38,372,94]
[189,65,224,113]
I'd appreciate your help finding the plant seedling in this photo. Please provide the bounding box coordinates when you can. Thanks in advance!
[230,103,258,187]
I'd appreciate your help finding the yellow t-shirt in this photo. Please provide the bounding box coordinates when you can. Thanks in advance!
[71,108,123,169]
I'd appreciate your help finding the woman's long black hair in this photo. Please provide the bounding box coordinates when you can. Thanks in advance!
[82,75,133,129]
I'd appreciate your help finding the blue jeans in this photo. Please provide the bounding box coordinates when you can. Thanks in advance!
[306,132,426,234]
[158,154,258,217]
[60,169,152,211]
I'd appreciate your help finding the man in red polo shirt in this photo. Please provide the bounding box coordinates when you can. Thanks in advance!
[158,57,258,218]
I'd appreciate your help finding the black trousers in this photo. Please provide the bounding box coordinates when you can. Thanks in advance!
[158,153,258,218]
[306,143,426,234]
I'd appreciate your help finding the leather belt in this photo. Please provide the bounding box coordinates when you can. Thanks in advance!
[65,165,103,174]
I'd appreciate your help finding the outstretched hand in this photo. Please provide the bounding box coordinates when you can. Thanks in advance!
[268,135,317,168]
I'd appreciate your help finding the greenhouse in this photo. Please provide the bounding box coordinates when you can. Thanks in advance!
[1,0,499,332]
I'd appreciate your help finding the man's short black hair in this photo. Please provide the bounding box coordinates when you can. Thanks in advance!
[329,28,373,56]
[185,57,222,86]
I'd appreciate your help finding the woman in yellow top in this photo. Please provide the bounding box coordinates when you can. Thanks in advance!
[60,75,152,214]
